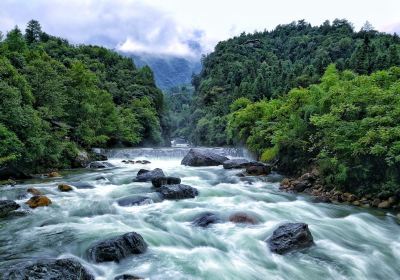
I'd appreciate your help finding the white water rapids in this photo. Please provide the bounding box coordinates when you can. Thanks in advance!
[0,148,399,279]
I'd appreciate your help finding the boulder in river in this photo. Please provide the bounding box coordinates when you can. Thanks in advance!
[157,184,199,200]
[88,161,114,169]
[245,163,271,176]
[48,171,61,178]
[266,222,314,254]
[151,176,181,188]
[223,159,252,169]
[114,274,143,280]
[58,184,73,192]
[0,200,20,217]
[135,160,151,164]
[0,258,94,280]
[192,212,220,227]
[134,168,165,182]
[27,187,43,195]
[87,232,147,263]
[25,195,52,208]
[229,212,258,224]
[117,195,153,206]
[181,149,229,166]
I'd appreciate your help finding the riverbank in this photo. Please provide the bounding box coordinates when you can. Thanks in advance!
[279,169,400,216]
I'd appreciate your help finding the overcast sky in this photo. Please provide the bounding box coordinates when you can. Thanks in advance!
[1,0,399,58]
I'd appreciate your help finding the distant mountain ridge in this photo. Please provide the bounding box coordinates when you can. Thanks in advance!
[123,53,201,90]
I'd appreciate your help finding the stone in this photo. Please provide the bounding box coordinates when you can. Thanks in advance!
[378,200,391,209]
[181,149,228,166]
[25,195,52,208]
[0,258,94,280]
[151,176,181,188]
[114,275,143,280]
[117,195,153,206]
[0,166,31,180]
[192,212,220,227]
[0,200,20,217]
[352,200,361,206]
[245,164,271,176]
[134,168,165,182]
[48,171,61,178]
[229,212,258,224]
[87,232,147,263]
[157,184,199,200]
[266,223,314,254]
[291,180,309,192]
[88,161,114,169]
[72,149,90,168]
[372,198,381,207]
[27,187,43,195]
[58,184,73,192]
[222,159,251,169]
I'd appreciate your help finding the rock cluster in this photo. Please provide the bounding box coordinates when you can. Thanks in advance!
[0,200,20,217]
[280,171,400,210]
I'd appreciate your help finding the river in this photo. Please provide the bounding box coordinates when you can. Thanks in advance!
[0,148,399,280]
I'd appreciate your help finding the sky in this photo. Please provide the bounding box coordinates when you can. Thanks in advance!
[1,0,399,58]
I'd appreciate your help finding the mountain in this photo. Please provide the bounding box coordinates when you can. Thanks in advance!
[125,53,201,90]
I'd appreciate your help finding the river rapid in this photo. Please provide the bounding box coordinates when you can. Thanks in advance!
[0,148,399,280]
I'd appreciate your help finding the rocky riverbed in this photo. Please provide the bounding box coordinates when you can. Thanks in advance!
[0,148,399,279]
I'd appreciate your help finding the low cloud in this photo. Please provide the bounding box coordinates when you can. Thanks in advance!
[0,0,209,58]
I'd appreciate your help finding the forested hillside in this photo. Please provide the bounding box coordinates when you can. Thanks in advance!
[188,20,400,145]
[0,20,165,174]
[228,65,400,196]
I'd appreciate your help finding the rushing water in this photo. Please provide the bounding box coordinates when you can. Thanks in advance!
[0,148,399,280]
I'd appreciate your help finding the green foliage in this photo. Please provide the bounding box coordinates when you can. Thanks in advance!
[0,20,163,173]
[228,65,400,196]
[189,20,400,146]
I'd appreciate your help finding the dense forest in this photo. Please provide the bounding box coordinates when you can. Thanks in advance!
[186,20,400,146]
[0,20,165,174]
[228,65,400,196]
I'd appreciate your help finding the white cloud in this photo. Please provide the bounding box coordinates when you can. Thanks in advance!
[1,0,400,58]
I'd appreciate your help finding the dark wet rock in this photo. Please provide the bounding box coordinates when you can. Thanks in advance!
[151,176,181,188]
[134,168,165,182]
[48,171,61,178]
[117,195,153,206]
[229,212,258,224]
[114,274,143,280]
[266,223,314,254]
[312,196,332,203]
[25,195,52,208]
[58,184,73,192]
[245,163,271,176]
[137,169,149,175]
[70,182,95,189]
[236,172,246,177]
[27,187,43,195]
[91,153,108,161]
[157,184,199,200]
[88,161,114,169]
[72,149,91,168]
[95,176,107,181]
[291,180,309,192]
[135,160,151,164]
[181,149,228,167]
[0,200,20,217]
[87,232,147,263]
[192,212,220,227]
[0,258,94,280]
[0,166,32,180]
[223,159,252,169]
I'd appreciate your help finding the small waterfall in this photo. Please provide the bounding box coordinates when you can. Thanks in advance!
[101,147,253,159]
